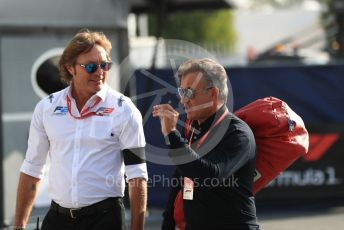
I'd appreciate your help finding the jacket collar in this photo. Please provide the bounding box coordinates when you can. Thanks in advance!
[193,104,227,133]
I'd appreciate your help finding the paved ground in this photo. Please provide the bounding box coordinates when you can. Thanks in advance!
[256,199,344,230]
[7,198,344,229]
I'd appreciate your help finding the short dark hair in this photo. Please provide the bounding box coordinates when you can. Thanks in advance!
[59,29,112,84]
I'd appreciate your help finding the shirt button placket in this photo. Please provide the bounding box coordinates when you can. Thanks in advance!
[72,120,82,206]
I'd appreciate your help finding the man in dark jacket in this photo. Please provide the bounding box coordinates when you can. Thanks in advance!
[152,58,260,230]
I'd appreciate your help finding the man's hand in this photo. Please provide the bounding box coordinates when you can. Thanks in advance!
[152,104,179,136]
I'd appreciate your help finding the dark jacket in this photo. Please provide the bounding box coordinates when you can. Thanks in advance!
[162,106,260,230]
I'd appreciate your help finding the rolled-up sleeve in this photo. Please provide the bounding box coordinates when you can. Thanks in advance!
[119,103,148,181]
[20,101,49,179]
[125,163,148,181]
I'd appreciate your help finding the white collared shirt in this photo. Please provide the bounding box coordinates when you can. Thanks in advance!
[20,84,148,208]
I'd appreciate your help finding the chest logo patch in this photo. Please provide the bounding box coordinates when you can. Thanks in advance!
[95,107,114,116]
[53,106,68,115]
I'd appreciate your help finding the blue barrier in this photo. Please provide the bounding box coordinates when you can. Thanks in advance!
[133,64,344,207]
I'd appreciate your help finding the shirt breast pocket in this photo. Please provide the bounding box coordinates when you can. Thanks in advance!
[90,116,114,140]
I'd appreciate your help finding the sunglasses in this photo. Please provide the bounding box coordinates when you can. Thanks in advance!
[177,87,213,100]
[79,62,112,74]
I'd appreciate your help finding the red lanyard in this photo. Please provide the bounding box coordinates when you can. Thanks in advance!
[66,95,102,120]
[188,109,229,150]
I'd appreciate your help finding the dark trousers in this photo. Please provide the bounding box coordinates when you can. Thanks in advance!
[41,198,127,230]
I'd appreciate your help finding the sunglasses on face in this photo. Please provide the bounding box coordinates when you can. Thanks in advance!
[79,62,112,74]
[177,86,213,100]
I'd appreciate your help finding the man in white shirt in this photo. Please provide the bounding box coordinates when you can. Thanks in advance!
[13,30,148,230]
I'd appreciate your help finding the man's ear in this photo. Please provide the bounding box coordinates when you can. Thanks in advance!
[210,87,220,101]
[66,64,75,76]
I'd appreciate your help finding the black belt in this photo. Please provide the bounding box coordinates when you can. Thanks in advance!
[50,197,121,219]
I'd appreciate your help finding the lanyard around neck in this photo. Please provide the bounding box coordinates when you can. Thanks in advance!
[66,95,102,120]
[188,109,229,150]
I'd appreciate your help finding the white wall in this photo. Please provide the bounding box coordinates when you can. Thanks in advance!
[234,8,324,58]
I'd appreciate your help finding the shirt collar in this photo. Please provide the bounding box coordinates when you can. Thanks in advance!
[66,83,109,102]
[96,83,108,101]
